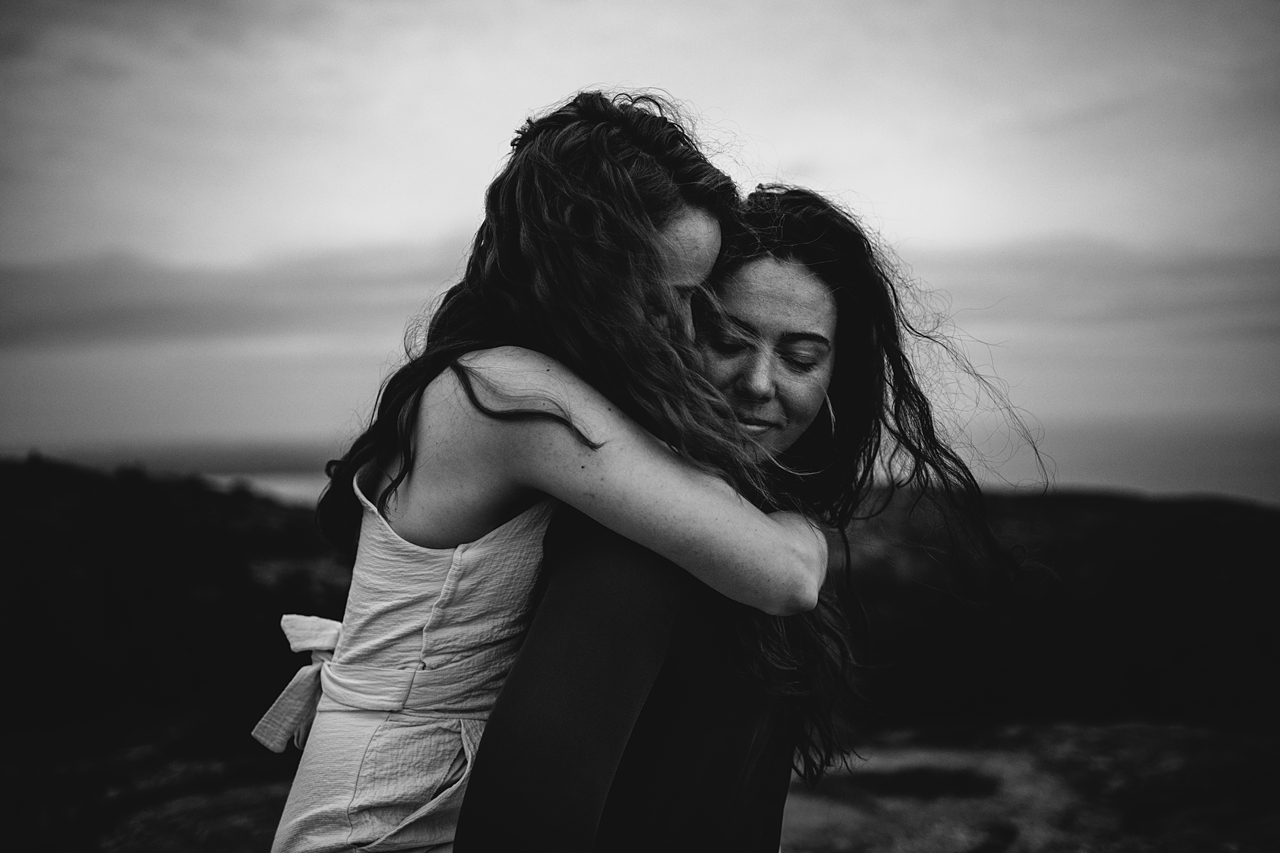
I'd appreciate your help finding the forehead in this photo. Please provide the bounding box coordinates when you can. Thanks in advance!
[721,258,837,336]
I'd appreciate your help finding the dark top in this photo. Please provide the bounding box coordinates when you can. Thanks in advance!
[454,506,795,851]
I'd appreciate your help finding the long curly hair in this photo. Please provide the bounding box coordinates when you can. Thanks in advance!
[717,185,1032,781]
[318,91,757,559]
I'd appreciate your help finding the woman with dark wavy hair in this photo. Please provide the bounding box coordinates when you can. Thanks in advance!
[256,97,842,852]
[454,185,1024,850]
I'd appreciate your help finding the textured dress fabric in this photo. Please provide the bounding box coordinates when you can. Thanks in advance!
[269,474,555,853]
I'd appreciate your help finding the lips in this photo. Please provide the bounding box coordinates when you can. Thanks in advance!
[735,414,780,436]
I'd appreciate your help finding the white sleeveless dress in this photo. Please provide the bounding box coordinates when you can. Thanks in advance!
[261,475,555,852]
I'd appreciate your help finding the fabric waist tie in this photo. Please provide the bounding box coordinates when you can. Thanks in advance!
[251,614,343,753]
[319,651,503,716]
[252,614,505,752]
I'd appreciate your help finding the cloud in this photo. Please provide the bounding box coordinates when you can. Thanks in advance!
[901,240,1280,422]
[0,237,468,349]
[2,0,1278,460]
[0,233,474,448]
[906,241,1280,330]
[4,0,1280,266]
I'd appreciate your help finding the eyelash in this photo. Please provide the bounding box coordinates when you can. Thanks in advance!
[784,355,820,373]
[707,340,821,372]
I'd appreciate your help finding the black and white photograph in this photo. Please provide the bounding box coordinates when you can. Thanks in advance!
[2,1,1277,850]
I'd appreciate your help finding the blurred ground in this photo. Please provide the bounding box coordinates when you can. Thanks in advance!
[94,723,1279,852]
[5,457,1277,851]
[784,723,1280,852]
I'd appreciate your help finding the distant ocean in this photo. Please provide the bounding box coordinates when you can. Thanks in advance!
[16,416,1280,508]
[204,471,331,507]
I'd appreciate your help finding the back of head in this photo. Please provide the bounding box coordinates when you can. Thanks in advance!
[319,91,755,559]
[439,91,740,399]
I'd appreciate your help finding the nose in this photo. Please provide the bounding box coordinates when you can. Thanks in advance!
[736,351,775,401]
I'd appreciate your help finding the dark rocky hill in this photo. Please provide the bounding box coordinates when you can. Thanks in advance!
[3,455,346,850]
[841,488,1279,729]
[2,455,1276,850]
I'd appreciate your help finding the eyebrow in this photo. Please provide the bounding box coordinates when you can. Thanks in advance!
[724,315,832,349]
[780,332,833,348]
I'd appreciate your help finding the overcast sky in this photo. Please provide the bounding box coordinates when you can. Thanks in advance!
[2,0,1278,501]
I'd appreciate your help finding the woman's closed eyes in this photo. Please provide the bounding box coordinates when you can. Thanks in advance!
[700,257,837,455]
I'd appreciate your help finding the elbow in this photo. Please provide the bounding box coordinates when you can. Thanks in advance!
[762,563,823,616]
[762,588,818,617]
[776,578,821,616]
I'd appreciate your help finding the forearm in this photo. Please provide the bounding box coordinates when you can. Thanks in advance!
[454,507,686,851]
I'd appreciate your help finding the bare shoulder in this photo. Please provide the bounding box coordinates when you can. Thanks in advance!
[458,346,589,396]
[455,346,616,434]
[458,345,559,372]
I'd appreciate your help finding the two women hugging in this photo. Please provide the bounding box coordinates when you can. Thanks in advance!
[255,89,1031,853]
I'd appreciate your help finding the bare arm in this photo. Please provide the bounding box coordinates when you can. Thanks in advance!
[396,347,826,615]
